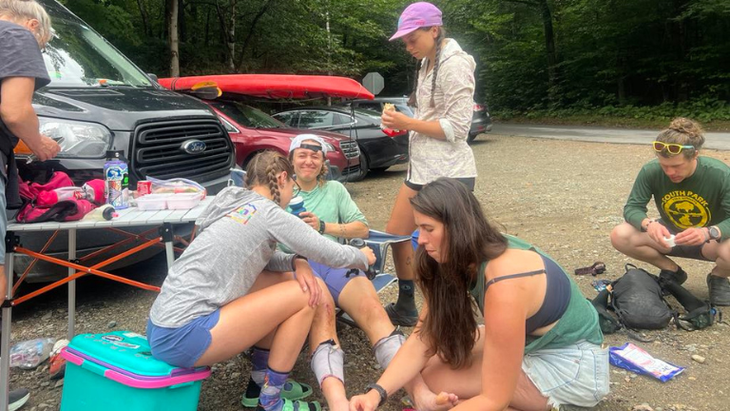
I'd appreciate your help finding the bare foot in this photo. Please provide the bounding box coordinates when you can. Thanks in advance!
[413,390,459,411]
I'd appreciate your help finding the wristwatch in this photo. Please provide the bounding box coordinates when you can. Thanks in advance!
[318,220,326,234]
[365,383,388,407]
[708,226,721,242]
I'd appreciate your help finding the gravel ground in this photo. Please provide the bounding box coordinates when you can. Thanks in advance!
[6,134,730,411]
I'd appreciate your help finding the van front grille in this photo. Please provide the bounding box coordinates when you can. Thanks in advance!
[130,118,233,183]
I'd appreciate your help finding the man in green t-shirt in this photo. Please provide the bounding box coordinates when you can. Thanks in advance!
[611,118,730,305]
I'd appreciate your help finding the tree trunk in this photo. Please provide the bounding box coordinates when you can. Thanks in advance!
[538,0,559,104]
[204,7,211,47]
[168,0,180,76]
[235,0,275,71]
[227,0,236,73]
[135,0,149,37]
[179,0,186,43]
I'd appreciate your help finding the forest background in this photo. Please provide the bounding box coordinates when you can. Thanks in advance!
[58,0,730,128]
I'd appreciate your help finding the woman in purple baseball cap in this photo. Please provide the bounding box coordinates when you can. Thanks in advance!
[382,2,478,328]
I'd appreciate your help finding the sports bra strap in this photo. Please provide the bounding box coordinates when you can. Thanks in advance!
[483,269,547,293]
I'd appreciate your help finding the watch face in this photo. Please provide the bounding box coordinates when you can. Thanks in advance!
[710,226,720,239]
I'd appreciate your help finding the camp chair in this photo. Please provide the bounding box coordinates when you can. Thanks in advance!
[336,230,410,328]
[228,168,246,187]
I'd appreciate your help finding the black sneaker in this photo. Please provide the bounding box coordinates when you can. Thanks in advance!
[707,273,730,306]
[9,387,29,411]
[384,303,418,327]
[659,267,688,285]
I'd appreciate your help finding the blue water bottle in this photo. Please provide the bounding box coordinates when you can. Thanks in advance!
[104,150,129,210]
[289,196,306,218]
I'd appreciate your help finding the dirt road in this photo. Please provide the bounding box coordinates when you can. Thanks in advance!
[7,134,729,411]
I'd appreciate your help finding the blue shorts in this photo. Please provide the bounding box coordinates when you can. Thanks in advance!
[146,309,220,368]
[308,260,364,304]
[522,340,610,408]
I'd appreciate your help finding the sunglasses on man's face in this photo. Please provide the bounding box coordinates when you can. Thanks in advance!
[652,141,695,155]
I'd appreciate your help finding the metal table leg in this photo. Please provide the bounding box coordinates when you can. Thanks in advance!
[68,228,76,341]
[160,223,175,268]
[1,232,17,411]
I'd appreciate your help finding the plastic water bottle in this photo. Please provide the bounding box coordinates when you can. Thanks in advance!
[289,196,306,218]
[9,338,55,369]
[104,150,129,210]
[82,204,116,221]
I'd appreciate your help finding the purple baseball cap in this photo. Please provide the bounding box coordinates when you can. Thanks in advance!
[389,2,443,41]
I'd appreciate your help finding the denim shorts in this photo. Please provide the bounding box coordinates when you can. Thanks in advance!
[146,309,220,368]
[522,340,610,408]
[308,260,363,304]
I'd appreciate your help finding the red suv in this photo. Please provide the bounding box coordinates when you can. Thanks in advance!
[206,100,361,181]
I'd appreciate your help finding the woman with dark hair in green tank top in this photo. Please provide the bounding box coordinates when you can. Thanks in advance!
[350,178,609,411]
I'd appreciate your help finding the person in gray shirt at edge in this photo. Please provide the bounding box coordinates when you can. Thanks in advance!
[148,151,376,411]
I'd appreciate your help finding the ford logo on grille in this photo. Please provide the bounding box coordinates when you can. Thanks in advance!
[181,139,206,154]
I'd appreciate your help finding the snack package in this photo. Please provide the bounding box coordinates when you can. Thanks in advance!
[147,176,206,199]
[381,103,402,137]
[609,343,684,382]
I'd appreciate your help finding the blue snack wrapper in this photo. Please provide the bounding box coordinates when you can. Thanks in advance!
[609,343,684,382]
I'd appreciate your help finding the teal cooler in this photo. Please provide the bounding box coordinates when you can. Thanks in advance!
[60,331,210,410]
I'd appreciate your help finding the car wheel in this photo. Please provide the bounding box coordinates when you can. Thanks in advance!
[350,152,368,182]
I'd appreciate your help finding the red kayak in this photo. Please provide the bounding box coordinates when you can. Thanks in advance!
[158,74,374,100]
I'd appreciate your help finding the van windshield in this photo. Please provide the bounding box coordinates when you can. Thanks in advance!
[42,18,153,88]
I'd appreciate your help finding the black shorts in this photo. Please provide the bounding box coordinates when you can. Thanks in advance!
[658,219,710,261]
[405,177,476,192]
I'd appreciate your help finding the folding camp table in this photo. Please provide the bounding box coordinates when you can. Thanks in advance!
[0,196,214,410]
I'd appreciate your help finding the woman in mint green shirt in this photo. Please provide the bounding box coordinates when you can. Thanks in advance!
[286,135,404,411]
[351,178,608,411]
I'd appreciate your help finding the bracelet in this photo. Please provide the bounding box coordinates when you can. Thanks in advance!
[318,220,326,234]
[365,383,387,407]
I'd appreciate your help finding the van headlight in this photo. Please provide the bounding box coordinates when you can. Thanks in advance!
[38,117,112,158]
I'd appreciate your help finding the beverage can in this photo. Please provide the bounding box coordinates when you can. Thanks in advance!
[137,180,152,196]
[289,196,306,218]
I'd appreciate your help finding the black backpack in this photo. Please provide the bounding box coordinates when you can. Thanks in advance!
[592,264,721,334]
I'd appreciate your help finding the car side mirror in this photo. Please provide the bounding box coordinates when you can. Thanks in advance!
[147,73,159,83]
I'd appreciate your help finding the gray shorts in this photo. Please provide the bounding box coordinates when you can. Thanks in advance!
[522,340,610,408]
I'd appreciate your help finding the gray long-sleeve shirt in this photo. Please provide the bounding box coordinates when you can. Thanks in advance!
[149,187,368,328]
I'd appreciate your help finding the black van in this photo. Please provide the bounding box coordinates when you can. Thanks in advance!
[14,0,235,282]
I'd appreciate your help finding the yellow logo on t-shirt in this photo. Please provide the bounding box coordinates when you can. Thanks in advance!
[661,190,710,229]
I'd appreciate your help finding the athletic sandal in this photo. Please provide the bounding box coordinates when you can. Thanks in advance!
[242,379,314,408]
[385,303,418,327]
[574,261,606,276]
[255,398,322,411]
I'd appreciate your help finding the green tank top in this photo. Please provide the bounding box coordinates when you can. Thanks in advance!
[470,235,603,353]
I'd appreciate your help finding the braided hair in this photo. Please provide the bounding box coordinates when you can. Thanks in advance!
[407,27,445,108]
[244,151,295,206]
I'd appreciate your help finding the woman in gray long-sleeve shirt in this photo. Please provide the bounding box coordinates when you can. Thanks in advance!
[147,151,375,411]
